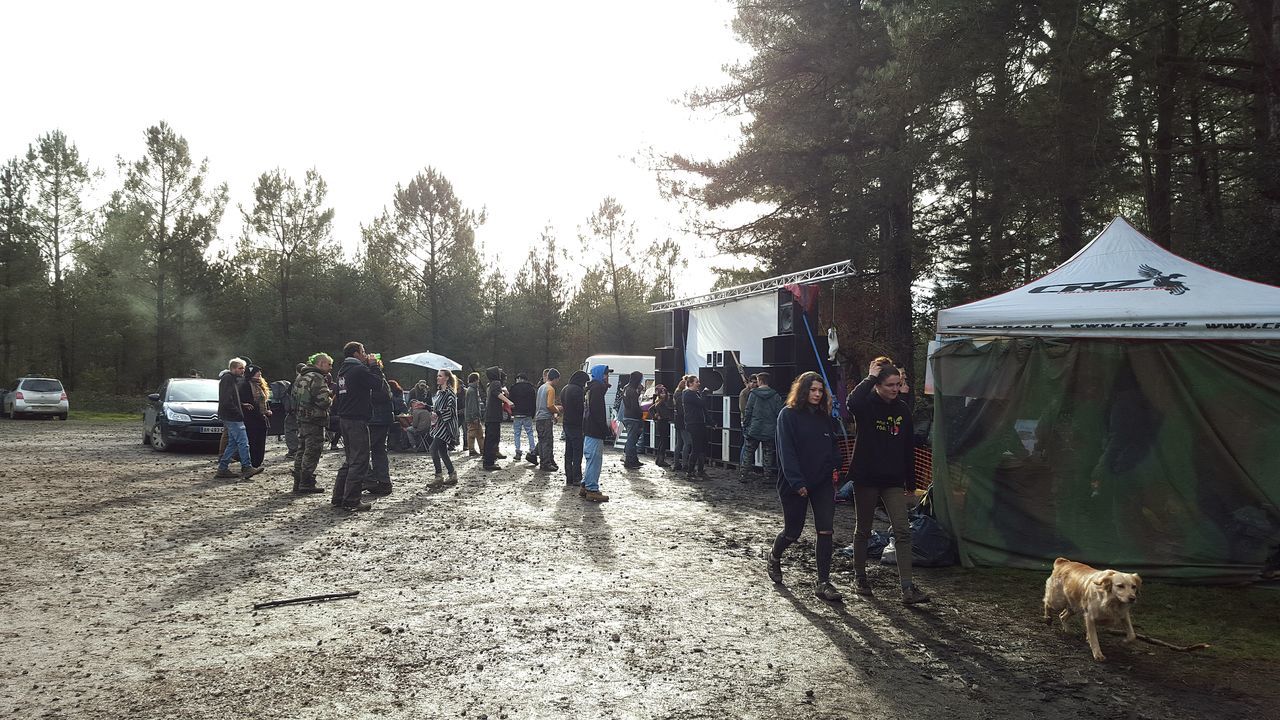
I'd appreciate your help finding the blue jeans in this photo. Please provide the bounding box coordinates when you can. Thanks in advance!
[583,436,604,491]
[623,418,643,463]
[218,421,251,471]
[513,416,535,455]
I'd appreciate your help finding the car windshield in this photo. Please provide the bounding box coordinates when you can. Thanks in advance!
[21,379,63,393]
[166,380,219,403]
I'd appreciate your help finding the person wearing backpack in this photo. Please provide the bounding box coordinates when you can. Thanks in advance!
[291,353,333,495]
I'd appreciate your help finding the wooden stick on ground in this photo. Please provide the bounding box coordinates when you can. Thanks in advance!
[252,591,359,610]
[1104,629,1211,652]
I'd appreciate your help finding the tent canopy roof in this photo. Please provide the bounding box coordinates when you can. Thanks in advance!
[936,217,1280,339]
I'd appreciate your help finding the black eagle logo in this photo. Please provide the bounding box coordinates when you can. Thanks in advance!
[1138,264,1189,295]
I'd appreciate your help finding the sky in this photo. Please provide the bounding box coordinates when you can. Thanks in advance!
[0,1,753,297]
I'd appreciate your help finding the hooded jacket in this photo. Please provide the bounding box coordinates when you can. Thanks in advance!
[622,371,644,420]
[560,370,588,431]
[742,385,784,441]
[847,376,914,489]
[484,366,506,422]
[775,405,842,491]
[585,364,610,439]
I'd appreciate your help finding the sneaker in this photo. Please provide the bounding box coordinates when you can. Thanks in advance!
[214,467,239,479]
[496,453,508,460]
[293,483,325,495]
[901,584,931,605]
[482,464,500,471]
[853,575,874,596]
[525,452,537,465]
[763,548,783,584]
[814,581,843,602]
[240,466,263,480]
[367,483,393,496]
[444,472,458,486]
[583,489,610,503]
[340,501,372,512]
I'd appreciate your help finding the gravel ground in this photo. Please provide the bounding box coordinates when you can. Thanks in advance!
[1,418,1273,719]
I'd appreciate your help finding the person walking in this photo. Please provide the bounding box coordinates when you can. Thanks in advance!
[482,366,510,470]
[741,372,784,483]
[681,376,708,480]
[560,370,588,488]
[283,363,305,459]
[364,356,395,496]
[429,368,460,485]
[535,368,561,472]
[649,384,674,468]
[765,372,843,601]
[847,358,930,604]
[509,372,537,464]
[332,341,378,511]
[621,371,645,469]
[581,364,612,502]
[291,353,332,494]
[243,365,272,469]
[464,372,485,456]
[214,357,262,481]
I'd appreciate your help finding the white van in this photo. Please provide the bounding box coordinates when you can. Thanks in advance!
[581,354,655,445]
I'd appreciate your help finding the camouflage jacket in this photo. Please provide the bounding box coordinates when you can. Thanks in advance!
[293,365,333,425]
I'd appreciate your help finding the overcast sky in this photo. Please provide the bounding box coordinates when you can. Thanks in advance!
[1,1,752,296]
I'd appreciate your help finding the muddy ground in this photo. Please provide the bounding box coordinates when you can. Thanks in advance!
[1,418,1276,720]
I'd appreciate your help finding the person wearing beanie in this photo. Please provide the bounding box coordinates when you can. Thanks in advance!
[581,364,612,502]
[560,370,589,488]
[534,368,562,472]
[621,370,646,468]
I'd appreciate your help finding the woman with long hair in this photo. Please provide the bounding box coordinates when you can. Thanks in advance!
[846,357,929,604]
[671,376,689,472]
[765,371,843,601]
[244,365,272,469]
[430,368,460,485]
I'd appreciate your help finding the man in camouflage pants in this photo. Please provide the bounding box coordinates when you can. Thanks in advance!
[292,352,334,495]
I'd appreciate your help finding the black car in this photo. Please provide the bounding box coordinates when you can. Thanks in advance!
[143,378,223,451]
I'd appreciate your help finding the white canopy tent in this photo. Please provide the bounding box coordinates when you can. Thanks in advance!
[936,217,1280,340]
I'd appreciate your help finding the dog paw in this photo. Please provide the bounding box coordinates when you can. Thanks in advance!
[1092,653,1107,662]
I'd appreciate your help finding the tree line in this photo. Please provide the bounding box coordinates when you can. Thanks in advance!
[0,123,683,394]
[667,0,1280,378]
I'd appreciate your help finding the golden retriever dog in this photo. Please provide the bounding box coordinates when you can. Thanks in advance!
[1042,557,1142,662]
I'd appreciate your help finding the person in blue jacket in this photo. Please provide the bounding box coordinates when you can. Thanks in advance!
[765,371,844,601]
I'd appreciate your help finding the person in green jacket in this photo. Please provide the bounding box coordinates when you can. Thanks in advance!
[740,372,784,483]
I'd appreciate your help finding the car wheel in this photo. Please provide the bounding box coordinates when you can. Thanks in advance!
[151,422,170,452]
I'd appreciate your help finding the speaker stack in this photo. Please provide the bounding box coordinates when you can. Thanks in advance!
[654,346,680,394]
[763,289,832,396]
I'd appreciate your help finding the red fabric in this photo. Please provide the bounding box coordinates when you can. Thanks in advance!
[784,283,820,316]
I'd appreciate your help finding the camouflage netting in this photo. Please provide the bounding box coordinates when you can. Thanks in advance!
[929,337,1280,582]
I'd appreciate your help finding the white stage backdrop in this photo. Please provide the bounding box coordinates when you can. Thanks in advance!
[684,293,776,371]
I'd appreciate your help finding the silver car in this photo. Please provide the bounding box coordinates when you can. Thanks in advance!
[3,377,69,420]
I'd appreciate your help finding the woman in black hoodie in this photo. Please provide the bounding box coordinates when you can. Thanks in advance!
[767,371,843,601]
[846,358,930,605]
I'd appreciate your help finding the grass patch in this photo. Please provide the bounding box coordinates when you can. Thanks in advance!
[71,411,142,423]
[966,567,1280,662]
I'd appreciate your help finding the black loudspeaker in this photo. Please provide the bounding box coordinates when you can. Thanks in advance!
[767,364,797,396]
[661,314,675,347]
[655,347,679,372]
[698,367,724,393]
[778,290,795,334]
[720,350,747,397]
[655,370,678,393]
[762,335,794,365]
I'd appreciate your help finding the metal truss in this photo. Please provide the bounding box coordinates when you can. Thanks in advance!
[649,259,859,313]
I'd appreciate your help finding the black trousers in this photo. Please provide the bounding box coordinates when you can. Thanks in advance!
[483,420,502,465]
[686,425,707,473]
[563,427,584,485]
[368,424,390,487]
[333,418,370,505]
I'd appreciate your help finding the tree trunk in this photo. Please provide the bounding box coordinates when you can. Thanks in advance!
[881,151,915,381]
[1148,0,1181,248]
[1243,0,1280,242]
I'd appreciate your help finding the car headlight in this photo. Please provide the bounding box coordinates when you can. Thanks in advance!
[165,407,192,423]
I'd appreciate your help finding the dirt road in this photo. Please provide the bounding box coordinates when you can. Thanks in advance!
[0,419,1271,719]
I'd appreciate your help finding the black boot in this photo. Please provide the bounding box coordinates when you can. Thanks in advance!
[295,474,325,494]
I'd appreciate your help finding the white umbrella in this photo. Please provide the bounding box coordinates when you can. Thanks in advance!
[388,351,462,371]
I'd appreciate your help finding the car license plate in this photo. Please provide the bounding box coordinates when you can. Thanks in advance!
[200,426,225,434]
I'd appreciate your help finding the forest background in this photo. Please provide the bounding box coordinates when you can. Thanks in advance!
[2,0,1278,399]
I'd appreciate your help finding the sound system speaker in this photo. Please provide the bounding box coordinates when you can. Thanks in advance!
[766,364,797,396]
[778,290,795,334]
[720,350,746,397]
[655,346,679,372]
[698,367,724,393]
[655,370,678,393]
[762,335,794,365]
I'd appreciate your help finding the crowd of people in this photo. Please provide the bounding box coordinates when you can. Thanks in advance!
[210,344,931,604]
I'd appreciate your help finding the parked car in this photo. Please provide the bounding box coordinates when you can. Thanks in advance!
[143,378,223,451]
[3,377,69,420]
